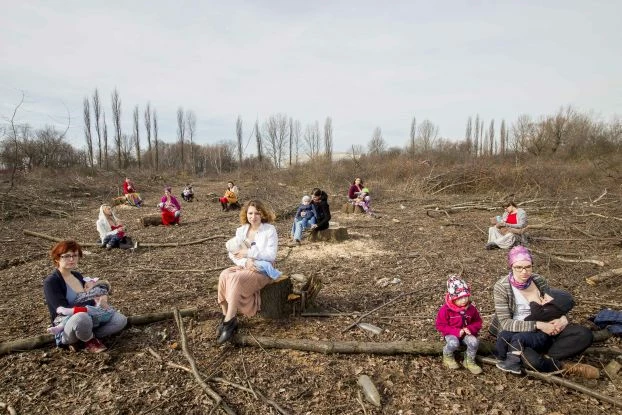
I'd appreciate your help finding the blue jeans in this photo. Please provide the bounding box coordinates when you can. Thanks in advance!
[291,217,316,241]
[102,234,122,248]
[496,330,551,360]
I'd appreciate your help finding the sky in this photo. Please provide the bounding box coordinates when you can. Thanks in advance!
[1,0,621,153]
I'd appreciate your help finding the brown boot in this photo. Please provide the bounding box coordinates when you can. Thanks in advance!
[563,362,599,379]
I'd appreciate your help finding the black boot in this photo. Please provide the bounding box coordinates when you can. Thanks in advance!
[216,317,238,344]
[221,202,226,211]
[215,317,225,338]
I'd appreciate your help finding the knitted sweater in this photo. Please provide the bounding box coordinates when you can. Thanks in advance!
[490,273,550,335]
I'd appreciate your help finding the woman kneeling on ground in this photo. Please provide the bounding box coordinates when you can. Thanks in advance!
[219,181,239,211]
[216,200,278,344]
[486,200,527,249]
[490,245,597,378]
[43,240,127,352]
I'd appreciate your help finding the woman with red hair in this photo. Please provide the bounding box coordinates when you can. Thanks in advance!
[43,240,127,352]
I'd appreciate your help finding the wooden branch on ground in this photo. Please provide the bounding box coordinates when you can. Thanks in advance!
[479,356,622,407]
[585,268,622,286]
[0,307,196,356]
[138,267,227,274]
[173,308,236,415]
[572,212,622,222]
[529,248,605,267]
[23,229,99,247]
[24,229,227,249]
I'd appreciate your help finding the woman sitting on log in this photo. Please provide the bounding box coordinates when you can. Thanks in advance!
[96,204,129,250]
[486,200,527,250]
[216,200,278,344]
[158,186,182,226]
[490,245,597,378]
[43,240,127,353]
[122,177,143,207]
[219,181,239,211]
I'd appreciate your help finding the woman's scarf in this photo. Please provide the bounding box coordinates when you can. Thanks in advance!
[508,271,533,290]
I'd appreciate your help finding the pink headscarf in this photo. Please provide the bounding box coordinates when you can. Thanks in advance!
[507,245,532,268]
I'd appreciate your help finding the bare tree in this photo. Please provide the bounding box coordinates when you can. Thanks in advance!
[473,114,480,157]
[263,113,289,168]
[409,116,417,156]
[368,127,386,155]
[132,105,141,169]
[465,116,472,155]
[186,110,196,173]
[254,119,263,162]
[236,115,243,168]
[83,97,94,168]
[324,116,333,162]
[303,121,321,160]
[499,119,506,155]
[102,112,109,169]
[92,89,102,167]
[6,92,24,190]
[111,89,122,168]
[288,117,293,166]
[488,119,495,155]
[479,119,484,155]
[153,110,159,171]
[177,107,185,167]
[418,119,438,152]
[144,102,152,168]
[292,119,301,164]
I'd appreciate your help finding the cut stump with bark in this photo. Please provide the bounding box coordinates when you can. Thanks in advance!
[140,214,163,227]
[112,196,127,207]
[342,203,364,214]
[310,227,349,242]
[260,275,292,319]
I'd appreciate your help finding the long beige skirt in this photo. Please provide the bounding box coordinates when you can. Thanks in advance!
[487,226,517,249]
[218,266,272,317]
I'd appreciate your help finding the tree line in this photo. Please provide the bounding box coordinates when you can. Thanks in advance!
[2,89,620,177]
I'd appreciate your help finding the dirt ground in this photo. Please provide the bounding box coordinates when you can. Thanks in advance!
[0,173,621,415]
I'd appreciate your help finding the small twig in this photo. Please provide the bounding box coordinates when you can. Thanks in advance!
[342,287,430,333]
[356,390,369,415]
[146,347,162,361]
[530,248,605,267]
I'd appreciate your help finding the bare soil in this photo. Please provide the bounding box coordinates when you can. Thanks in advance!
[0,173,621,415]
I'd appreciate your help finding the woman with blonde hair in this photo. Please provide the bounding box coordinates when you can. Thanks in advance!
[96,204,126,250]
[216,200,278,344]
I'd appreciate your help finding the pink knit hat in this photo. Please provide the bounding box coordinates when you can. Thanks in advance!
[508,245,532,268]
[446,275,471,301]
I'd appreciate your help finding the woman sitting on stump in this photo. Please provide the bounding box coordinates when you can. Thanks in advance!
[122,177,143,207]
[486,200,527,249]
[159,186,182,226]
[348,177,364,202]
[220,181,239,211]
[216,200,278,344]
[310,188,331,232]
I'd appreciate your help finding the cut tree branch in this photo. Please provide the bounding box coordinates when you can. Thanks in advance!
[0,308,196,356]
[585,268,622,286]
[173,308,236,415]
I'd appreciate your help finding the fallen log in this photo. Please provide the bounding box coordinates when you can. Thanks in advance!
[138,235,227,248]
[530,248,605,267]
[585,268,622,286]
[23,229,99,247]
[140,214,163,227]
[0,307,197,356]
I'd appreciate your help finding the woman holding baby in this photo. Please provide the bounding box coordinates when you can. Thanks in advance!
[43,240,127,353]
[216,200,278,344]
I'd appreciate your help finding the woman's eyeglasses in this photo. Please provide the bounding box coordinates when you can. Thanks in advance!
[512,265,532,273]
[60,253,79,260]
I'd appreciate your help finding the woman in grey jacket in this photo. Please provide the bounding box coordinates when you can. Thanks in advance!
[486,201,527,249]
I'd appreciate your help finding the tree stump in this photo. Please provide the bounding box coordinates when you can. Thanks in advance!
[260,275,292,319]
[342,203,364,214]
[140,214,163,227]
[310,227,349,242]
[112,196,127,207]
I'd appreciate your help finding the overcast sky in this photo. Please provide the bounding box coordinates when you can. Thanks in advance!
[1,0,621,153]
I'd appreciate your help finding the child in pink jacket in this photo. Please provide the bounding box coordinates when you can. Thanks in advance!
[435,275,483,374]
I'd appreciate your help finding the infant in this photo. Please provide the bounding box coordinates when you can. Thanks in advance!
[226,238,282,280]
